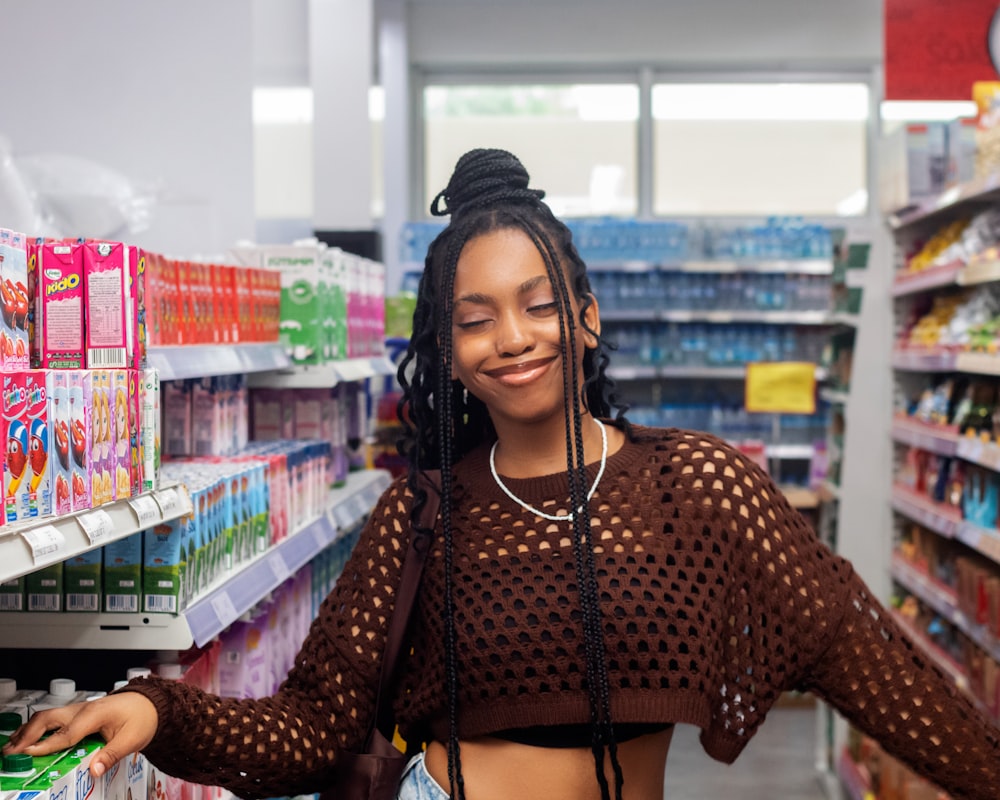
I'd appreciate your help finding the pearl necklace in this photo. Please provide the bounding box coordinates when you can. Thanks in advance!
[489,418,607,522]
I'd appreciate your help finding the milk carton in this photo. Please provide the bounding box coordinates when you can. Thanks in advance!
[143,517,184,614]
[124,751,146,800]
[25,563,62,612]
[1,230,30,370]
[103,533,142,614]
[64,549,102,613]
[25,370,51,518]
[3,371,29,521]
[100,755,125,800]
[163,380,192,456]
[110,370,130,500]
[140,370,159,492]
[0,577,24,612]
[67,371,93,511]
[83,242,128,370]
[48,371,72,516]
[37,243,85,369]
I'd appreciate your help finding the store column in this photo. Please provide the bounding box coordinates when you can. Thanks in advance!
[309,0,373,231]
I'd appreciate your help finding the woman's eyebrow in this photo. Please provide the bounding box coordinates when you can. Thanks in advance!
[454,275,551,307]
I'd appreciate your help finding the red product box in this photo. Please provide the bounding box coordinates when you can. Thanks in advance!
[48,370,72,516]
[68,369,94,511]
[247,268,261,342]
[235,267,251,343]
[126,246,147,369]
[25,370,51,518]
[208,264,225,344]
[38,242,85,368]
[3,371,29,522]
[176,260,192,345]
[83,242,129,369]
[223,265,238,344]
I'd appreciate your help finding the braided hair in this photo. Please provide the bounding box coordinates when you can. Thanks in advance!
[396,148,629,800]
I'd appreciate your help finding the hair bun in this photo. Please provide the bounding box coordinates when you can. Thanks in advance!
[430,148,546,217]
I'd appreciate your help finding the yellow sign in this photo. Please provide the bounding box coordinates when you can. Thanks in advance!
[744,362,816,414]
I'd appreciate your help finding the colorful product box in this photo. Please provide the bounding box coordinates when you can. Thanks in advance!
[91,370,113,506]
[0,576,24,611]
[191,378,221,457]
[163,379,193,456]
[127,370,143,497]
[83,242,128,369]
[68,370,93,511]
[64,549,102,612]
[25,370,51,518]
[111,370,130,500]
[48,371,72,515]
[4,371,29,522]
[26,236,40,367]
[141,369,160,492]
[1,229,30,370]
[143,516,184,613]
[26,562,63,612]
[38,242,85,368]
[103,532,142,613]
[262,247,324,365]
[125,751,147,800]
[126,246,147,370]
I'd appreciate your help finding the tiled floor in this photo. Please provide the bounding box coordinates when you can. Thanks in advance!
[663,706,830,799]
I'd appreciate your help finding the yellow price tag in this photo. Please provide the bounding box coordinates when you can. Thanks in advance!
[744,362,816,414]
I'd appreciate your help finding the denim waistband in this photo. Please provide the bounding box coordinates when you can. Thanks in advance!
[397,751,450,800]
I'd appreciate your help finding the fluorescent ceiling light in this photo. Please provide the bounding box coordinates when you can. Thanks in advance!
[253,87,314,124]
[880,101,978,121]
[369,86,386,121]
[653,83,870,121]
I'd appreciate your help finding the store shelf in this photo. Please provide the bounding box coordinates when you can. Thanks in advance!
[606,365,661,381]
[845,269,866,289]
[955,520,1000,568]
[247,356,397,389]
[954,352,1000,376]
[148,344,291,381]
[819,387,849,405]
[891,609,970,690]
[780,486,819,510]
[0,469,393,649]
[818,481,841,503]
[766,444,815,460]
[665,259,833,275]
[890,349,957,372]
[955,435,1000,471]
[890,417,959,456]
[890,484,962,538]
[888,172,1000,230]
[825,312,859,328]
[658,310,831,325]
[957,259,1000,287]
[0,484,192,585]
[891,261,964,297]
[836,749,874,800]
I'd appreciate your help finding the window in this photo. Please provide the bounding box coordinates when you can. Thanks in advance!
[423,84,639,217]
[652,83,870,217]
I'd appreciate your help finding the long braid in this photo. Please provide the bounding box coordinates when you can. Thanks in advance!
[396,148,631,800]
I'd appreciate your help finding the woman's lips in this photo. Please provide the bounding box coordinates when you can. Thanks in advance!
[483,357,557,386]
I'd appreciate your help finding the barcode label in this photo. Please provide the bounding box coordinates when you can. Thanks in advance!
[144,595,177,613]
[28,593,61,612]
[0,594,23,611]
[66,593,99,611]
[87,347,127,368]
[106,594,138,613]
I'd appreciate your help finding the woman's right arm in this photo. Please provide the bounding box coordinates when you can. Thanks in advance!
[4,476,415,800]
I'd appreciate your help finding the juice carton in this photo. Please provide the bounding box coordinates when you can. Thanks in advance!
[100,757,125,800]
[263,246,324,365]
[110,370,130,500]
[47,372,72,515]
[60,738,103,800]
[234,267,251,343]
[25,370,51,518]
[250,390,284,441]
[103,532,142,613]
[86,371,111,507]
[327,250,348,361]
[126,370,143,497]
[25,562,62,612]
[26,237,41,368]
[3,371,29,522]
[1,229,30,370]
[37,242,85,368]
[162,380,192,457]
[63,549,102,612]
[141,369,160,492]
[175,260,191,345]
[125,246,146,370]
[83,242,128,369]
[67,370,93,512]
[179,485,202,603]
[293,392,322,440]
[191,378,220,457]
[143,516,184,614]
[124,751,147,800]
[0,577,24,611]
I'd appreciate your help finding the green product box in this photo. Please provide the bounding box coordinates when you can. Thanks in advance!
[103,533,143,613]
[143,516,184,614]
[0,576,24,611]
[266,247,323,366]
[63,549,102,613]
[25,563,63,612]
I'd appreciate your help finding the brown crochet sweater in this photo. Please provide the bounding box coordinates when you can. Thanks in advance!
[124,425,1000,799]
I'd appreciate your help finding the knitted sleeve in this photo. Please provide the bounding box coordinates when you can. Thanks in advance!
[118,477,414,799]
[689,432,1000,798]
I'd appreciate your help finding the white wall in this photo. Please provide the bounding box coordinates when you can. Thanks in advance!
[0,0,255,257]
[405,0,882,69]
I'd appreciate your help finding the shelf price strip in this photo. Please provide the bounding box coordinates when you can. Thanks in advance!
[76,509,115,545]
[890,420,958,456]
[154,487,184,517]
[128,495,161,528]
[268,553,291,585]
[956,436,1000,472]
[20,525,66,565]
[210,592,239,631]
[956,521,1000,568]
[890,487,960,539]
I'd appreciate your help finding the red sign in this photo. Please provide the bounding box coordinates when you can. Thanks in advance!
[885,0,1000,100]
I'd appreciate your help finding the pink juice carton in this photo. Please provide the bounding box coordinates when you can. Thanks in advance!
[26,236,41,368]
[89,371,113,506]
[126,246,146,370]
[3,372,29,522]
[1,229,30,369]
[47,371,71,515]
[38,242,85,368]
[67,370,93,511]
[111,369,131,500]
[83,242,128,369]
[25,370,51,518]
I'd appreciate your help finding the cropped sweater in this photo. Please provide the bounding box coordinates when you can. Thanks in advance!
[124,425,1000,799]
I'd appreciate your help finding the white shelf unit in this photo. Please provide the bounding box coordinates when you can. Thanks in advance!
[0,485,192,584]
[0,469,392,650]
[148,344,292,381]
[247,356,397,389]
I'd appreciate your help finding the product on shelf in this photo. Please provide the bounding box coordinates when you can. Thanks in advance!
[37,240,85,368]
[83,240,130,369]
[1,228,29,370]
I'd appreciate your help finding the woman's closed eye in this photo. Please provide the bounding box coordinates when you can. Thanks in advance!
[527,302,557,316]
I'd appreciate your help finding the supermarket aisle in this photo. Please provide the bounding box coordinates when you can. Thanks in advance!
[663,706,827,800]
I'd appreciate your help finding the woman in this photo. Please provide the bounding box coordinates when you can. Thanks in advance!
[6,148,1000,800]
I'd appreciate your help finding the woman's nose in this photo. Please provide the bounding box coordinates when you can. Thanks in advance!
[497,312,535,356]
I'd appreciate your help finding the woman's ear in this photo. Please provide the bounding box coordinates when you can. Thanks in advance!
[582,292,601,349]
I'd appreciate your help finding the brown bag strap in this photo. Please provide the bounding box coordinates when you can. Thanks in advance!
[370,469,441,743]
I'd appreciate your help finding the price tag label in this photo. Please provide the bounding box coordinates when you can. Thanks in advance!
[21,525,66,563]
[211,593,239,629]
[352,494,369,519]
[334,504,352,528]
[269,553,291,584]
[313,524,329,549]
[154,488,183,517]
[129,495,161,528]
[77,509,115,544]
